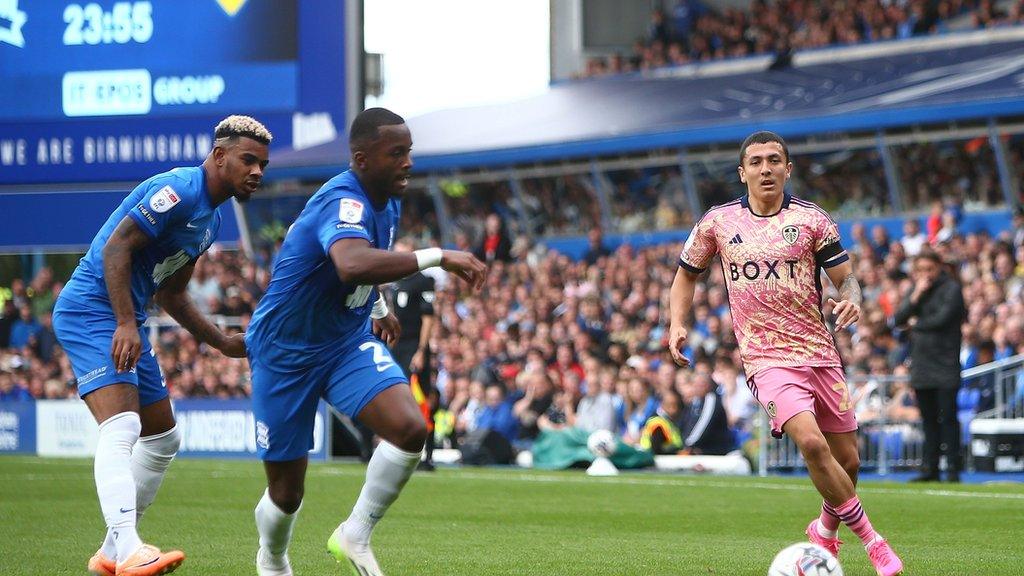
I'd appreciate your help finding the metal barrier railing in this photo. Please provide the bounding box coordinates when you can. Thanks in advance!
[963,354,1024,420]
[756,355,1024,476]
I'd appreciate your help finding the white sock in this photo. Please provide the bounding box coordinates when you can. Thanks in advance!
[343,441,420,544]
[95,412,143,562]
[256,489,300,557]
[131,425,181,520]
[816,522,839,540]
[100,425,180,556]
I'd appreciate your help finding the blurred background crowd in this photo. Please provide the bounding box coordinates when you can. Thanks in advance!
[3,195,1022,457]
[581,0,1022,77]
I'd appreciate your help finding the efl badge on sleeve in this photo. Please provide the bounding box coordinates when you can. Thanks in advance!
[339,198,364,224]
[149,186,181,213]
[782,225,799,245]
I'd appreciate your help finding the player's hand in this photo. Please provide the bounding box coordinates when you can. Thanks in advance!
[440,250,488,291]
[111,322,142,373]
[668,324,691,368]
[410,348,425,372]
[219,333,247,358]
[373,312,401,347]
[827,297,860,331]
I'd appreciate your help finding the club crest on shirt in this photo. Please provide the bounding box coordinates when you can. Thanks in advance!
[150,186,181,213]
[339,198,364,224]
[766,401,777,418]
[782,225,799,245]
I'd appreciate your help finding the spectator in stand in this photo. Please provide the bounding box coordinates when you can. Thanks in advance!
[0,299,16,348]
[640,388,685,454]
[901,218,928,257]
[671,0,707,42]
[871,224,892,261]
[513,369,555,445]
[679,371,734,455]
[28,267,57,319]
[1011,206,1024,248]
[474,213,513,264]
[0,369,32,401]
[474,383,519,444]
[582,228,613,266]
[647,8,671,45]
[9,304,40,350]
[623,377,659,445]
[33,312,59,362]
[574,369,619,433]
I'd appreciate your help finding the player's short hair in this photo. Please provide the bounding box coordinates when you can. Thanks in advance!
[349,107,406,150]
[214,115,272,145]
[739,131,788,164]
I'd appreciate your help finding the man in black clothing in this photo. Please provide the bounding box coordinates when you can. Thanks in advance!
[894,249,965,482]
[680,371,734,455]
[391,238,438,470]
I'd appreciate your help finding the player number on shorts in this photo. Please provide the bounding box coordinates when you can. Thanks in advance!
[345,285,373,309]
[832,381,852,413]
[359,341,395,372]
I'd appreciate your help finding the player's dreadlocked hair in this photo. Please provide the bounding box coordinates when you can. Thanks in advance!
[214,115,273,145]
[739,130,789,164]
[349,107,406,150]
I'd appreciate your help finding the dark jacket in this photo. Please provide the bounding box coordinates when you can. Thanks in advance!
[680,391,734,455]
[893,272,965,389]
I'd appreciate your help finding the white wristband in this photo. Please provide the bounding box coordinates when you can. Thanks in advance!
[370,294,389,319]
[414,248,443,271]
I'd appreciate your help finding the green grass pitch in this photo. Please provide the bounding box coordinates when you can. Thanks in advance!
[1,456,1022,575]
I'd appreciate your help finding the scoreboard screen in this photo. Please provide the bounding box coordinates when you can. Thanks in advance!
[0,0,348,184]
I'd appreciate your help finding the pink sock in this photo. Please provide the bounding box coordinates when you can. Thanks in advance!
[833,496,881,546]
[819,501,841,533]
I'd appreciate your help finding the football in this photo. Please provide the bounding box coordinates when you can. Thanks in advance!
[768,543,844,576]
[586,429,617,458]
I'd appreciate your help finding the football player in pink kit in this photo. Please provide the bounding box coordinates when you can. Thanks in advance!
[668,132,903,576]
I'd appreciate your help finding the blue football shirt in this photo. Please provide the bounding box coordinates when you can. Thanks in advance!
[60,166,222,323]
[247,170,400,367]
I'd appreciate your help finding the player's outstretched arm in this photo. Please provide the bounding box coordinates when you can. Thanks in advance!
[825,260,861,331]
[668,267,700,367]
[102,216,152,373]
[329,238,487,289]
[154,262,246,358]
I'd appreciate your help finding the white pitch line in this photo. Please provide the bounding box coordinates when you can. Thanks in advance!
[3,460,1023,501]
[312,467,1024,501]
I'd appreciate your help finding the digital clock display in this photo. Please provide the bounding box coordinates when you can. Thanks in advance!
[2,0,297,122]
[62,2,154,46]
[0,0,348,184]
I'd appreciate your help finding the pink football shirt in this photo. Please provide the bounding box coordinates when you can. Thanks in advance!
[679,193,849,377]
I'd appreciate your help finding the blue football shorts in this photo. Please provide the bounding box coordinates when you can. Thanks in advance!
[250,333,408,461]
[52,302,167,407]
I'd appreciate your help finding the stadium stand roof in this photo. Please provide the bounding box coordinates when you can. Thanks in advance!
[269,27,1024,179]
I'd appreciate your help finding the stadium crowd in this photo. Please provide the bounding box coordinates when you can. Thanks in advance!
[2,196,1023,457]
[581,0,1020,77]
[412,137,1013,250]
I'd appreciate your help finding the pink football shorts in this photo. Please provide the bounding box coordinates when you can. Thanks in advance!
[746,366,857,438]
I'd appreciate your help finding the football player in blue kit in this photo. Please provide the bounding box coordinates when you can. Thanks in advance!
[52,116,272,576]
[246,108,487,576]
